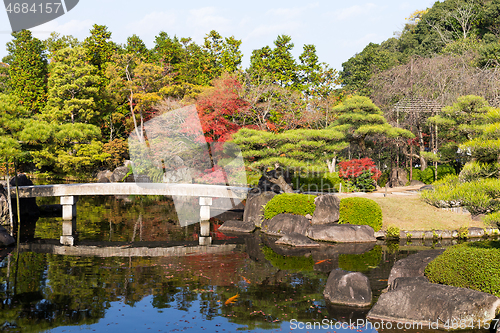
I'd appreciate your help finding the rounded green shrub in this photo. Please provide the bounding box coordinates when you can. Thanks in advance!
[338,197,382,232]
[386,225,400,239]
[263,193,316,220]
[425,241,500,297]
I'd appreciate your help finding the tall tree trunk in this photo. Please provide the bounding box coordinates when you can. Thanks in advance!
[417,125,427,171]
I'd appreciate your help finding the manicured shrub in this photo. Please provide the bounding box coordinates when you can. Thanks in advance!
[263,193,316,220]
[386,225,400,239]
[338,197,382,232]
[459,161,500,183]
[338,245,382,272]
[261,245,314,272]
[482,211,500,227]
[425,241,500,297]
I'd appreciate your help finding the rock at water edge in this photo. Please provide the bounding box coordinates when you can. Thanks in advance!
[323,269,372,307]
[311,194,340,225]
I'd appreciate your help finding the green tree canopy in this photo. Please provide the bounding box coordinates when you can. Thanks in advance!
[330,96,414,157]
[6,30,48,113]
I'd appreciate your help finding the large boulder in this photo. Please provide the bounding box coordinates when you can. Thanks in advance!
[163,167,193,183]
[388,167,408,188]
[275,232,320,247]
[367,277,500,330]
[387,249,444,288]
[0,184,9,223]
[311,194,340,224]
[10,175,39,218]
[261,214,310,236]
[111,166,134,182]
[0,225,15,246]
[96,170,113,183]
[218,220,255,233]
[323,269,372,307]
[243,191,276,227]
[307,224,376,243]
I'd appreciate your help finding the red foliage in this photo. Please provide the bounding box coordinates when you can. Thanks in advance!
[185,74,250,143]
[338,158,382,181]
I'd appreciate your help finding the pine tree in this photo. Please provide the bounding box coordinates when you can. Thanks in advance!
[42,47,100,124]
[330,96,414,157]
[6,30,48,113]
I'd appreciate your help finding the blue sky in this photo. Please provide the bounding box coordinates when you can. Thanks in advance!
[0,0,437,72]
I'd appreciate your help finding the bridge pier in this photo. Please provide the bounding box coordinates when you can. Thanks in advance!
[60,217,77,246]
[60,196,78,246]
[199,197,212,245]
[61,196,78,220]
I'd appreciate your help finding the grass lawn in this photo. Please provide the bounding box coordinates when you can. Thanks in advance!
[369,195,487,231]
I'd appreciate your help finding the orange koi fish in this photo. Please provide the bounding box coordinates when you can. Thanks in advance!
[225,294,239,305]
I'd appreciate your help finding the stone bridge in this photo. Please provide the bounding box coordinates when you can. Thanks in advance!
[13,183,249,246]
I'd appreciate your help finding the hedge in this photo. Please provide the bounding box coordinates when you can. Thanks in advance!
[339,197,382,232]
[263,193,316,220]
[425,241,500,297]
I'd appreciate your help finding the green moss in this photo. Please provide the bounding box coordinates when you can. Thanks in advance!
[261,245,314,272]
[425,241,500,297]
[263,193,316,220]
[338,197,382,232]
[338,246,382,272]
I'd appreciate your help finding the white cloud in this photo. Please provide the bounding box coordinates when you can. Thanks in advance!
[31,19,94,38]
[187,7,231,33]
[330,3,378,21]
[244,22,302,42]
[265,3,320,19]
[128,11,177,36]
[341,33,379,49]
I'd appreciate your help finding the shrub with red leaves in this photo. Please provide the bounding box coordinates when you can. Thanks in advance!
[338,158,381,192]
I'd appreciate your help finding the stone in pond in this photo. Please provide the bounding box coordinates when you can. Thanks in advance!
[323,269,372,307]
[367,277,500,330]
[218,220,255,233]
[261,214,309,236]
[307,224,376,243]
[275,232,320,247]
[311,194,340,224]
[387,249,444,288]
[243,191,276,228]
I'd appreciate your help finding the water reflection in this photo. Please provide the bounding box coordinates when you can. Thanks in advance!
[0,195,493,333]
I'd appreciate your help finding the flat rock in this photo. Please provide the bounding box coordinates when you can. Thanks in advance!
[275,232,320,247]
[367,278,500,330]
[243,191,276,228]
[323,269,372,307]
[307,224,376,243]
[261,214,310,236]
[311,194,340,224]
[218,220,255,233]
[387,249,444,288]
[468,227,485,238]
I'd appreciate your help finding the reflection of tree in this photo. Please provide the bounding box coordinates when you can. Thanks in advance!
[35,196,197,242]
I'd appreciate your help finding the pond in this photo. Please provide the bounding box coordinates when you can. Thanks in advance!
[0,194,492,333]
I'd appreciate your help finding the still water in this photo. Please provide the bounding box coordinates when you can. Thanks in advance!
[0,195,491,333]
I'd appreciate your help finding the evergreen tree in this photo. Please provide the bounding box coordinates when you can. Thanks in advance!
[330,96,414,157]
[42,47,100,124]
[6,30,48,113]
[232,127,347,171]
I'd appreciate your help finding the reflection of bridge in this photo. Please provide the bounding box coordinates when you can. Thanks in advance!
[19,241,241,257]
[14,183,249,246]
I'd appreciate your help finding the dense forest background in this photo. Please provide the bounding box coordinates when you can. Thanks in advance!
[2,0,500,183]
